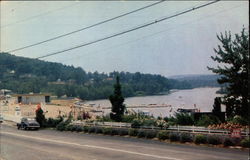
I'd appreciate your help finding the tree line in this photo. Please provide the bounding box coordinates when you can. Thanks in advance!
[0,53,194,100]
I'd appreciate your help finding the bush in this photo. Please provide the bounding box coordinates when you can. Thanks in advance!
[240,137,250,148]
[46,117,63,128]
[157,131,169,140]
[119,128,129,136]
[95,127,103,134]
[145,130,157,139]
[169,133,180,142]
[102,127,112,135]
[230,116,249,126]
[223,138,235,147]
[207,136,221,145]
[196,115,221,127]
[111,128,120,135]
[75,126,83,132]
[175,113,194,125]
[142,119,156,127]
[65,125,74,131]
[83,126,89,132]
[88,126,96,133]
[137,129,146,138]
[122,114,137,123]
[56,118,71,131]
[131,119,142,128]
[194,134,207,144]
[128,128,138,136]
[180,133,193,143]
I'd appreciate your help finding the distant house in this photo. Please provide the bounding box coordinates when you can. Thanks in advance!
[12,93,51,104]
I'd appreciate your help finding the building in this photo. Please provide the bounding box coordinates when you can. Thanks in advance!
[12,93,51,104]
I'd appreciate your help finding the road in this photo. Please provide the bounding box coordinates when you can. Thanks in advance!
[0,123,249,160]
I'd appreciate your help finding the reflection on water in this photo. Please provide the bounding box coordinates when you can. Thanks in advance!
[86,87,221,117]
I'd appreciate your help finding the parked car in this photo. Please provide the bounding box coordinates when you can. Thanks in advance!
[17,117,40,130]
[0,114,3,123]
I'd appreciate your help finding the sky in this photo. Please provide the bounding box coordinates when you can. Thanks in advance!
[0,1,249,77]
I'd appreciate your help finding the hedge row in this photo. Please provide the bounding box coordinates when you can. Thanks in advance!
[57,124,250,148]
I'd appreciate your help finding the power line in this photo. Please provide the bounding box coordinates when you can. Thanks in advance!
[1,2,79,28]
[6,1,165,53]
[36,0,220,59]
[61,3,243,64]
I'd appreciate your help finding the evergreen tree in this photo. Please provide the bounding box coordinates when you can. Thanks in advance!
[36,107,46,127]
[208,28,249,121]
[109,76,125,121]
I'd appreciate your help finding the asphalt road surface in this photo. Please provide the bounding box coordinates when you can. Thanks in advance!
[0,123,249,160]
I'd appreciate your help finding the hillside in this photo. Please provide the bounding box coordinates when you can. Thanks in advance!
[0,52,193,100]
[169,74,221,88]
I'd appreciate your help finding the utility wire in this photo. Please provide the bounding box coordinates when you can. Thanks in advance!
[61,3,242,63]
[6,1,165,53]
[1,2,79,28]
[36,0,220,59]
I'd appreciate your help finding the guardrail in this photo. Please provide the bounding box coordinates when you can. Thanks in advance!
[71,121,249,137]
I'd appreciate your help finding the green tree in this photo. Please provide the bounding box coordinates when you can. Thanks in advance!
[212,97,221,117]
[36,107,46,127]
[109,76,125,121]
[208,28,249,120]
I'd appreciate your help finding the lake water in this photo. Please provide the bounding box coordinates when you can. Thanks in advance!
[86,87,223,117]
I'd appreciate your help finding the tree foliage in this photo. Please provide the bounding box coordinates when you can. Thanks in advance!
[109,76,125,121]
[0,53,196,100]
[35,107,46,127]
[208,28,249,120]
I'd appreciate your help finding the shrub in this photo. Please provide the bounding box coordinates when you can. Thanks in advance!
[157,131,169,140]
[128,128,138,136]
[137,129,146,138]
[75,126,83,132]
[169,133,180,142]
[95,127,103,134]
[207,136,221,145]
[131,119,142,128]
[196,115,221,127]
[46,117,63,128]
[102,127,112,135]
[146,130,157,139]
[65,125,74,131]
[83,126,89,132]
[111,128,120,135]
[223,138,235,147]
[240,137,250,148]
[230,116,249,126]
[180,133,193,143]
[88,126,96,133]
[119,128,129,136]
[56,118,71,131]
[122,114,137,123]
[194,134,207,144]
[142,119,156,127]
[175,113,194,125]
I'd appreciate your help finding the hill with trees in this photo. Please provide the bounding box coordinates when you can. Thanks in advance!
[0,52,218,100]
[169,74,221,88]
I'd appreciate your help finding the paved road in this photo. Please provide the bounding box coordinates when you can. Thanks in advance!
[0,123,249,160]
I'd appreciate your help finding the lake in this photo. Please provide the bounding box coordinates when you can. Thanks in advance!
[85,87,223,117]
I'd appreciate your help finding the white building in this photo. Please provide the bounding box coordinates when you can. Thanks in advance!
[12,93,51,104]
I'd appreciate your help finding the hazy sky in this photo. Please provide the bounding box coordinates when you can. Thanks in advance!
[1,1,249,77]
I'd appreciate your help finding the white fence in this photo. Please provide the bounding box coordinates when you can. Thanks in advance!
[72,121,131,128]
[71,121,249,137]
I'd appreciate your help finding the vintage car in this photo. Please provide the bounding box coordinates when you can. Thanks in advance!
[0,114,3,123]
[17,117,40,130]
